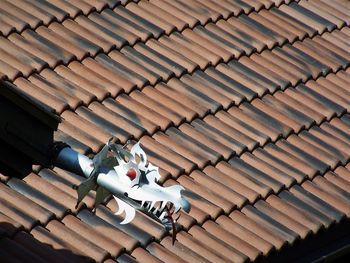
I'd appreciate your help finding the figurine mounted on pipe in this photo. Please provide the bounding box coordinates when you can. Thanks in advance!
[52,139,191,244]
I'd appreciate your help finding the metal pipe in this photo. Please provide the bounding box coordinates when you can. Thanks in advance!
[54,146,93,178]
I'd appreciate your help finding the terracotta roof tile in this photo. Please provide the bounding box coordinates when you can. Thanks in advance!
[324,171,350,193]
[7,178,69,220]
[62,215,124,258]
[229,157,284,193]
[265,142,317,178]
[0,17,15,37]
[131,246,162,263]
[93,205,154,246]
[0,182,53,227]
[121,47,173,81]
[252,97,304,133]
[97,53,147,88]
[83,12,139,47]
[70,60,123,96]
[310,132,348,165]
[24,29,75,64]
[184,27,233,62]
[179,174,235,214]
[116,94,171,130]
[216,161,272,198]
[47,0,85,17]
[189,224,250,262]
[0,7,30,34]
[266,194,322,234]
[127,2,176,35]
[103,98,159,134]
[253,147,305,184]
[0,36,48,73]
[48,22,101,57]
[255,199,312,238]
[230,209,288,250]
[114,4,164,39]
[77,209,138,252]
[62,110,112,143]
[242,204,301,244]
[112,51,161,85]
[178,230,243,263]
[148,240,195,263]
[287,186,343,226]
[184,73,235,108]
[281,192,324,233]
[171,127,223,165]
[217,214,274,255]
[23,173,79,213]
[190,169,249,209]
[38,168,94,209]
[277,138,331,173]
[30,225,93,263]
[46,220,110,262]
[280,7,315,36]
[204,115,257,149]
[76,106,132,143]
[205,165,260,203]
[241,152,296,187]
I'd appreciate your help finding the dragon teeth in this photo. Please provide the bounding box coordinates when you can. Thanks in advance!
[152,207,159,215]
[152,201,161,215]
[160,201,167,211]
[149,201,156,211]
[159,211,167,221]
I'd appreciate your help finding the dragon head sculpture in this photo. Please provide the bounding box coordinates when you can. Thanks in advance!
[95,141,190,227]
[54,140,191,243]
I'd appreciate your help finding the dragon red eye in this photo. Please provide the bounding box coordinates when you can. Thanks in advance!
[126,168,137,180]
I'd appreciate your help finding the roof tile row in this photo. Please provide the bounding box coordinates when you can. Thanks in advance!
[2,20,348,120]
[53,61,349,158]
[6,0,345,82]
[0,0,136,37]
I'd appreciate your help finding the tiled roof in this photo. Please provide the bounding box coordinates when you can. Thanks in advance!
[1,0,350,262]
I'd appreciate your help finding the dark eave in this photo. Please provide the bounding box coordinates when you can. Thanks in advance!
[263,219,350,263]
[0,80,60,170]
[0,80,61,129]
